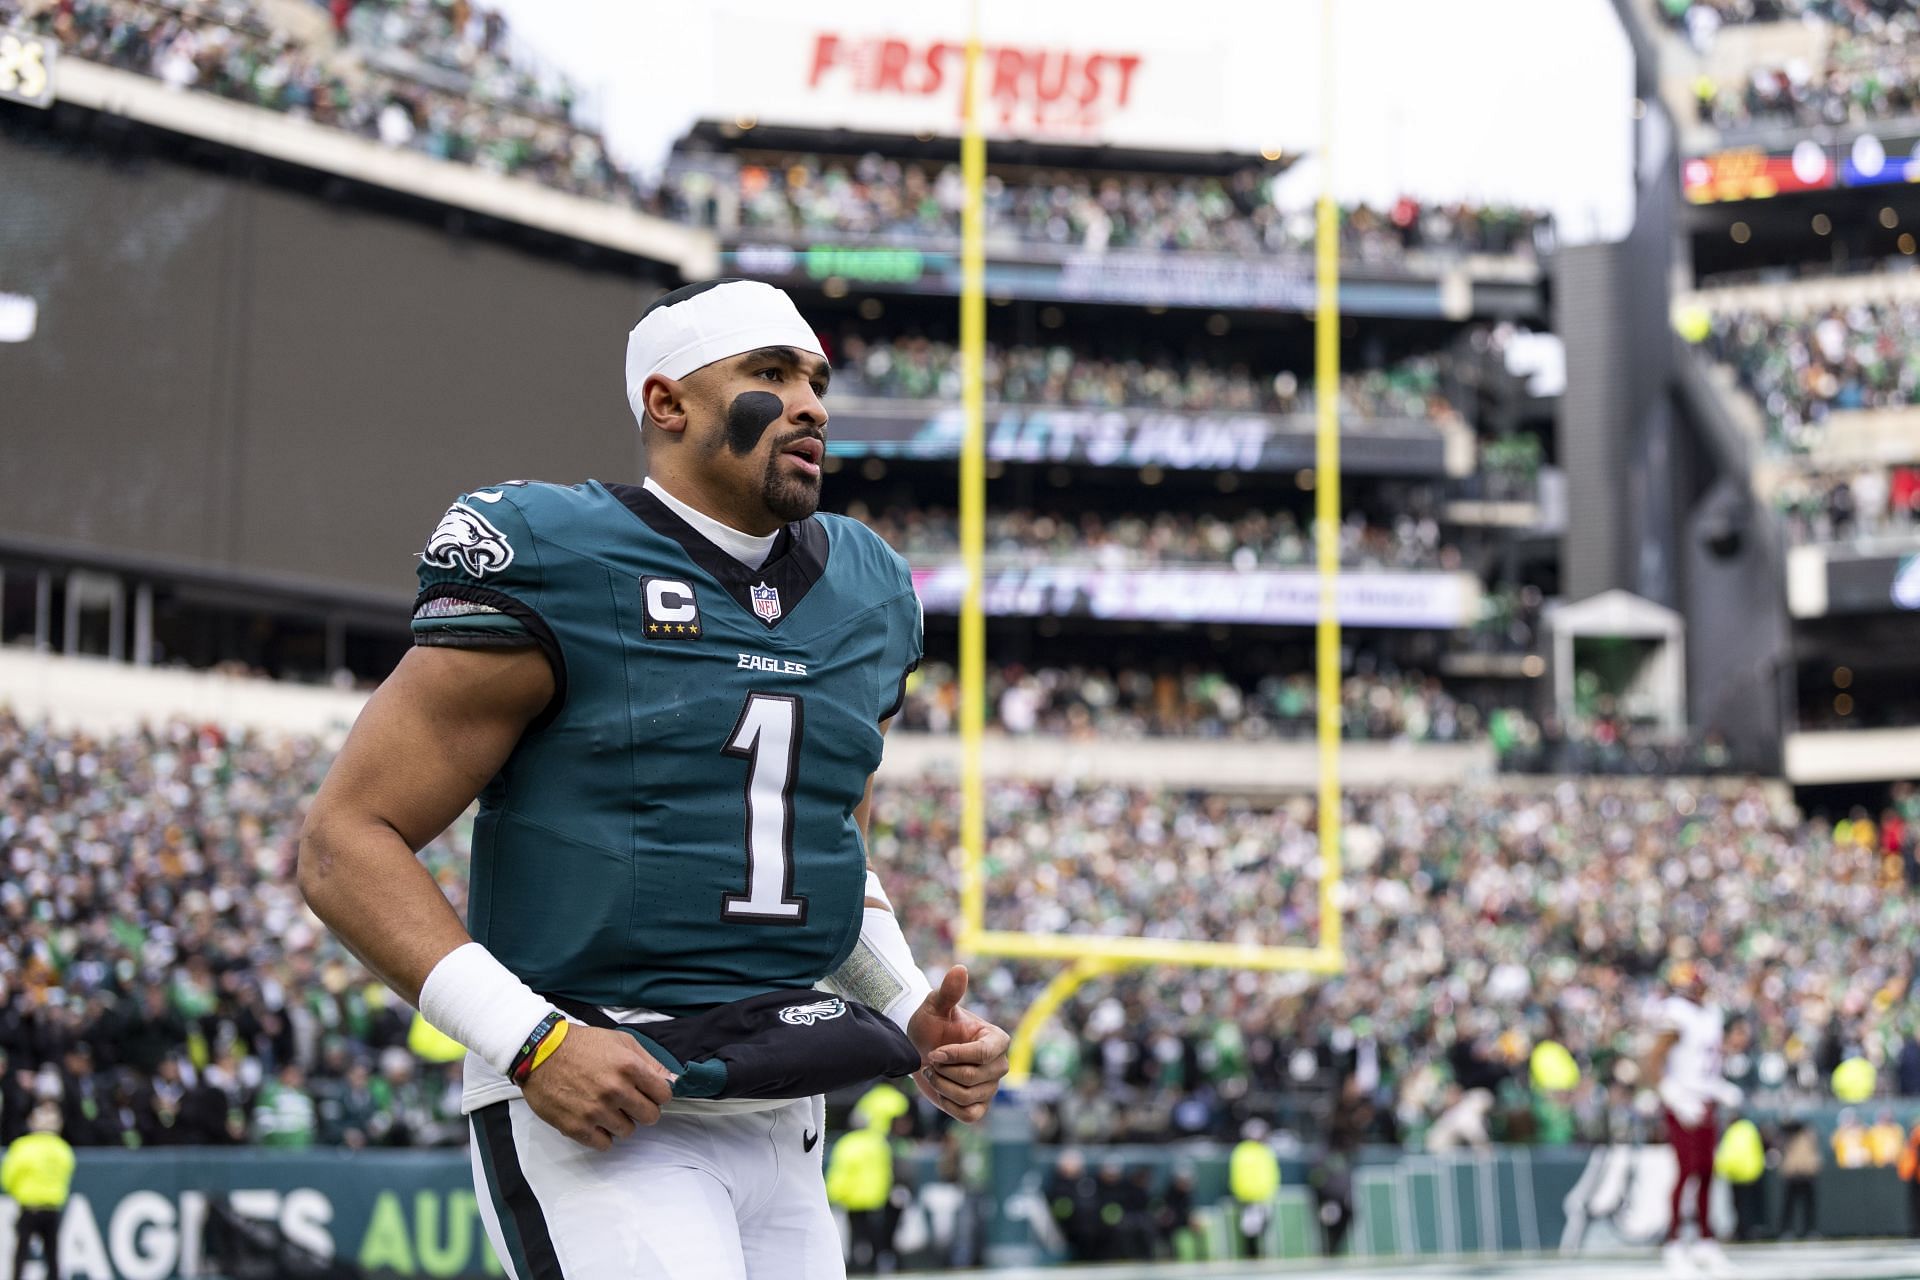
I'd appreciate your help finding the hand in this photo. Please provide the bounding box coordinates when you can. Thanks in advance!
[905,965,1011,1124]
[520,1023,676,1150]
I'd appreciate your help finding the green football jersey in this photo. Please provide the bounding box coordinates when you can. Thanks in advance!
[411,480,921,1014]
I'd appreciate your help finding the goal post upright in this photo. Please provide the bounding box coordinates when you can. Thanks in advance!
[955,0,1346,1080]
[956,0,989,959]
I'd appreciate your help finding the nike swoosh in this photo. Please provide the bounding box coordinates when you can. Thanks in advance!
[468,490,506,503]
[803,1128,820,1153]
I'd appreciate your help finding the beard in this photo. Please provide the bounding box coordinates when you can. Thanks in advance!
[760,444,822,523]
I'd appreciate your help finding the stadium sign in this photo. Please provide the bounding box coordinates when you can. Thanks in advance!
[711,14,1227,151]
[0,25,55,109]
[823,403,1450,476]
[1685,129,1920,203]
[910,564,1480,630]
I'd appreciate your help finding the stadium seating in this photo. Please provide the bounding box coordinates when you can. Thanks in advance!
[663,154,1551,260]
[829,335,1460,421]
[858,507,1454,572]
[2,705,1907,1154]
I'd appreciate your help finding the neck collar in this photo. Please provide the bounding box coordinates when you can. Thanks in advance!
[641,476,778,570]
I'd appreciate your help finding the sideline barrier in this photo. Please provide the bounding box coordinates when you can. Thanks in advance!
[2,1141,1910,1278]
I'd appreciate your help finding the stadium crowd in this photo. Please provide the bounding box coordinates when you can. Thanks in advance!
[2,0,639,203]
[663,156,1552,260]
[1692,38,1920,132]
[1705,299,1920,453]
[1,703,1862,1156]
[9,0,1556,266]
[1661,0,1916,49]
[895,663,1496,744]
[871,775,1920,1147]
[855,505,1455,573]
[828,334,1459,422]
[0,713,469,1149]
[1772,465,1920,545]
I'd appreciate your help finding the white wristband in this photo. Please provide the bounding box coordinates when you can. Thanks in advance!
[417,942,556,1076]
[822,906,933,1033]
[863,868,893,911]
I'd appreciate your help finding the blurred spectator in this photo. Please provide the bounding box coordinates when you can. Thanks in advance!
[1899,1115,1920,1236]
[1779,1116,1823,1238]
[1869,1107,1906,1166]
[1833,1108,1871,1167]
[1150,1166,1199,1261]
[1426,1087,1495,1152]
[2,1102,75,1280]
[1716,1114,1768,1241]
[250,1062,315,1148]
[1043,1149,1099,1262]
[1228,1120,1280,1258]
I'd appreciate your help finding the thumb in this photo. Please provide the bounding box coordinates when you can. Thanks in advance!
[925,964,968,1018]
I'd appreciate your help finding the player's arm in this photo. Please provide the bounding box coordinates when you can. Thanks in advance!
[298,644,549,1001]
[1644,1029,1678,1086]
[299,645,673,1150]
[855,719,888,906]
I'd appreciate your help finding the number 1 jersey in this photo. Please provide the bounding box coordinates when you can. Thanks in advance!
[411,480,922,1016]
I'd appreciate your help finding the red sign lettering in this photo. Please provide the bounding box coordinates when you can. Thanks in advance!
[801,31,1149,138]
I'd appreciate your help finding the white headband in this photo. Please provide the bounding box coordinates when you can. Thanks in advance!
[625,280,826,430]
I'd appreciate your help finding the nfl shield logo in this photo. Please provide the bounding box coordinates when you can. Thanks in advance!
[750,582,782,623]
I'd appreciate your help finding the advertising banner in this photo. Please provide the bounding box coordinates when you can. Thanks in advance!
[1684,130,1920,203]
[909,564,1480,629]
[711,15,1226,151]
[825,402,1449,475]
[1682,143,1835,203]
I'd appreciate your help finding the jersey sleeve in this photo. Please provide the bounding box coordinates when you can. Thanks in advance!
[879,556,923,723]
[411,488,567,718]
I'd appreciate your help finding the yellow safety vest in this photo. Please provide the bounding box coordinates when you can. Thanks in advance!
[825,1127,893,1212]
[1,1134,75,1209]
[1230,1139,1280,1204]
[1714,1119,1765,1184]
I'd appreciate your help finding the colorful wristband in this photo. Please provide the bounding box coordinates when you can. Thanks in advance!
[508,1011,565,1086]
[528,1018,570,1075]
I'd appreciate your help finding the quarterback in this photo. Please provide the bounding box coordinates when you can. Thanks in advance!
[299,279,1012,1279]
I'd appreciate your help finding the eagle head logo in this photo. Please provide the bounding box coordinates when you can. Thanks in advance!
[778,998,847,1027]
[422,503,516,578]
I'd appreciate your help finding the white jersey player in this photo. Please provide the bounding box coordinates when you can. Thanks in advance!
[1645,961,1740,1275]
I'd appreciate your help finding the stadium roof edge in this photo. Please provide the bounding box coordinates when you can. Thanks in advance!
[50,59,720,280]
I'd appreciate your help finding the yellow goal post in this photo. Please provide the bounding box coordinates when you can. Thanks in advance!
[951,0,1346,1085]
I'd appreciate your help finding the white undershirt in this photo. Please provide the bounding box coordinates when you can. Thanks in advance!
[642,476,778,569]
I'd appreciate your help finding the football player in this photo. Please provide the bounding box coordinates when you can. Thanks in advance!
[1645,959,1739,1275]
[299,279,1011,1279]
